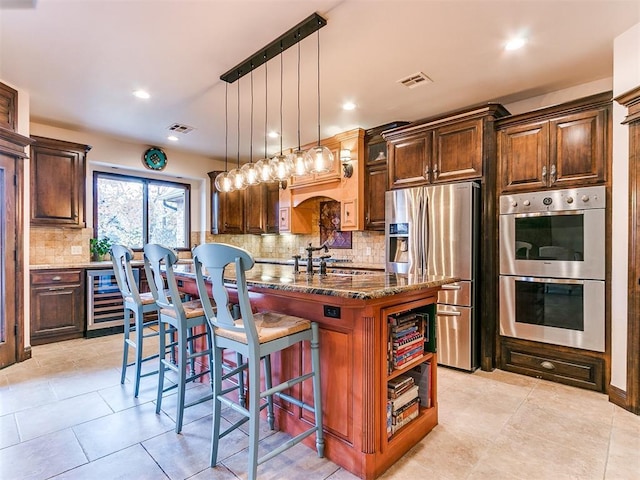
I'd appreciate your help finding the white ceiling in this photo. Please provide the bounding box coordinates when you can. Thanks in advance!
[1,0,638,161]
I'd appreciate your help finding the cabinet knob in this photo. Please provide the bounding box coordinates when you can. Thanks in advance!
[540,360,555,370]
[542,165,547,181]
[550,164,557,184]
[433,164,439,180]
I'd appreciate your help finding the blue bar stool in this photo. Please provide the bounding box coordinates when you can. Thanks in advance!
[111,244,161,398]
[192,243,324,480]
[143,243,214,434]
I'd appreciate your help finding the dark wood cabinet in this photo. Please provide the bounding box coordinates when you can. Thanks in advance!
[30,269,85,345]
[245,182,279,234]
[500,336,605,392]
[385,108,503,190]
[432,118,483,183]
[498,92,611,193]
[387,133,431,189]
[0,82,17,132]
[364,122,408,231]
[209,171,278,234]
[30,136,91,227]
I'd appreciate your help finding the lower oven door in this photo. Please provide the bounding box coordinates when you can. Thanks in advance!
[499,275,605,352]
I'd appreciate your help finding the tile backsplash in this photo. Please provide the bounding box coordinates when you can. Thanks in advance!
[30,227,93,265]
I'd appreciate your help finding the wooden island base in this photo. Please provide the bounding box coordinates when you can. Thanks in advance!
[175,269,444,479]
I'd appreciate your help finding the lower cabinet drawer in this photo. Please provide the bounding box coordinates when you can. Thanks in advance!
[500,338,604,392]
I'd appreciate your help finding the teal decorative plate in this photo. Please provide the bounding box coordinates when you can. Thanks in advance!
[142,147,168,171]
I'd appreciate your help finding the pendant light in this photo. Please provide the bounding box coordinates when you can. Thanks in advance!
[290,36,309,177]
[269,46,293,182]
[304,28,334,174]
[214,83,233,192]
[241,68,260,186]
[227,78,247,191]
[254,55,274,183]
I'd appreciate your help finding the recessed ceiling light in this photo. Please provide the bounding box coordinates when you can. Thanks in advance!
[268,131,280,138]
[505,37,526,51]
[342,102,356,111]
[167,135,179,142]
[133,89,150,99]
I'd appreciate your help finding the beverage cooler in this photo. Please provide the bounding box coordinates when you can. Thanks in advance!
[86,268,139,335]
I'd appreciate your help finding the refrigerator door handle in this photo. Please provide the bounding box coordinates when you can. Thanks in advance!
[437,309,462,316]
[441,284,462,290]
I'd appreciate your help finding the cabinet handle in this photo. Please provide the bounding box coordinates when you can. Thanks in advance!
[550,164,557,184]
[542,165,547,182]
[433,164,439,180]
[48,286,67,291]
[51,276,62,281]
[424,165,430,178]
[540,360,556,370]
[345,210,350,217]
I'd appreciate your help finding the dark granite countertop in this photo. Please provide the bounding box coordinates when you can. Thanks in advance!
[172,263,456,300]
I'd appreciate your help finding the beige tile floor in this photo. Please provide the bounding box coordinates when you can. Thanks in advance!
[0,334,638,480]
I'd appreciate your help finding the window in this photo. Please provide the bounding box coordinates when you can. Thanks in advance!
[93,172,190,250]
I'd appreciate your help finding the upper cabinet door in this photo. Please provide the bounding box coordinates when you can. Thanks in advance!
[244,183,266,234]
[30,136,90,227]
[388,133,431,189]
[499,122,549,192]
[432,118,483,183]
[550,109,607,188]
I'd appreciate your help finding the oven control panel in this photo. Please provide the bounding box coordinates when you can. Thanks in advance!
[499,186,606,215]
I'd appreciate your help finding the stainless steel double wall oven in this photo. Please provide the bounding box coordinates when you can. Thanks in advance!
[499,186,606,352]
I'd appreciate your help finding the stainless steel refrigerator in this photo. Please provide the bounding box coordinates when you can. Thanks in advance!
[385,181,479,371]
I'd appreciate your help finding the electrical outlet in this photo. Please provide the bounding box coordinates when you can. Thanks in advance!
[365,247,372,256]
[71,245,82,255]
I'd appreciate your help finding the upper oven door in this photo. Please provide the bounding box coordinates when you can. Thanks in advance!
[499,208,605,280]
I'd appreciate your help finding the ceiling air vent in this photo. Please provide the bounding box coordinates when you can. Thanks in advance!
[168,123,195,134]
[398,72,433,89]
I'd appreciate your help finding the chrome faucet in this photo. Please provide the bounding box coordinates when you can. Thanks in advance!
[305,242,329,275]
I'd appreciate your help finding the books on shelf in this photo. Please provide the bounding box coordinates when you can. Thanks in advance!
[390,384,419,411]
[387,373,415,399]
[388,310,427,373]
[407,361,431,408]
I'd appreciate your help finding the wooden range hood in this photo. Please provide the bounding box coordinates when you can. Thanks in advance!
[278,128,365,233]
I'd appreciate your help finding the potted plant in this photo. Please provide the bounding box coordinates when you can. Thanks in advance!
[90,237,113,262]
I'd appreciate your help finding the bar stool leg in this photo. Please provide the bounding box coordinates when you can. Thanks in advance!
[120,308,132,385]
[175,326,188,434]
[236,352,246,408]
[311,322,325,457]
[263,355,275,430]
[210,346,224,467]
[156,320,167,414]
[133,305,144,397]
[247,355,261,480]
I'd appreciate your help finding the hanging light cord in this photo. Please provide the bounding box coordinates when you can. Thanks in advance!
[237,78,240,168]
[224,82,228,172]
[250,68,254,163]
[297,34,301,150]
[279,44,284,155]
[316,29,321,146]
[264,54,268,158]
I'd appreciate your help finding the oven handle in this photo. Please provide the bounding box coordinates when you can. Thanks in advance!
[512,210,585,218]
[511,276,585,285]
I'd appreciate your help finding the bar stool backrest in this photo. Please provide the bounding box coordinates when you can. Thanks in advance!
[143,243,184,315]
[111,244,141,304]
[192,243,259,346]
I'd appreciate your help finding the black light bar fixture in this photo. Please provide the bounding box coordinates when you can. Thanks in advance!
[220,12,327,84]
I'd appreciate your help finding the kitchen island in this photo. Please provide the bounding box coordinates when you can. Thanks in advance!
[172,262,456,479]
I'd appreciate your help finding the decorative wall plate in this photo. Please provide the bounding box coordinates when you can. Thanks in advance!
[142,147,168,171]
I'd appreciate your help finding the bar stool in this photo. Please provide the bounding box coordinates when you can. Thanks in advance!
[111,244,161,398]
[192,243,324,480]
[143,243,215,434]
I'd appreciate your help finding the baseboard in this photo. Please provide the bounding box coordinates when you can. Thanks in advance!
[608,384,635,413]
[20,345,32,362]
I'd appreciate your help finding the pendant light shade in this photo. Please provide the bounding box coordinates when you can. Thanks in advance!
[304,145,334,174]
[214,171,233,192]
[306,28,334,174]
